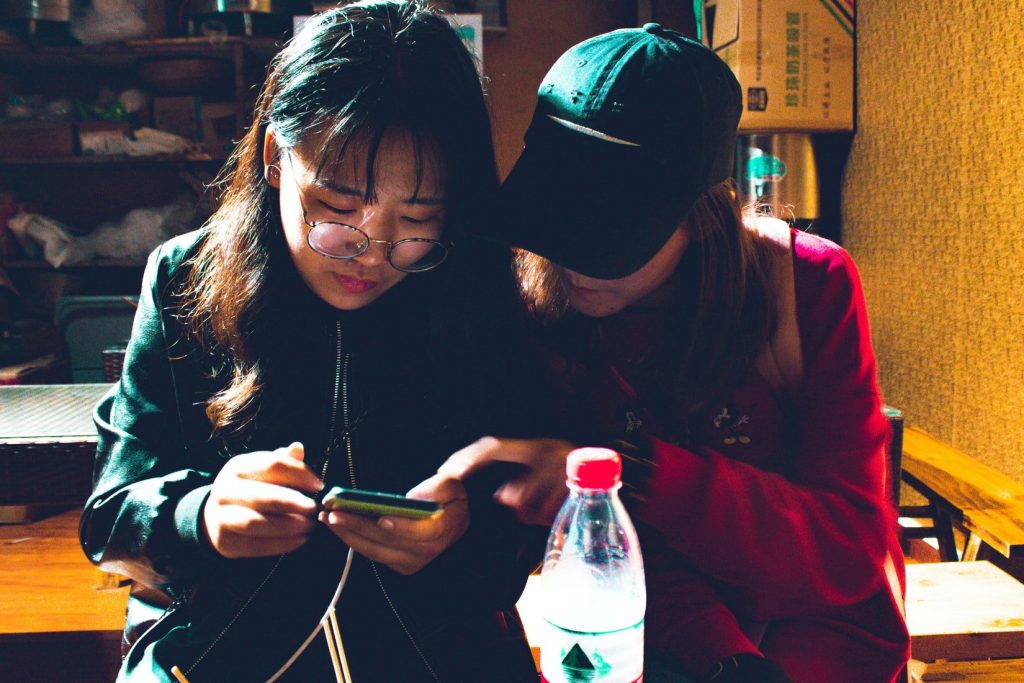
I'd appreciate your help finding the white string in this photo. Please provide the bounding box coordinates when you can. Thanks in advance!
[265,547,356,683]
[326,606,352,682]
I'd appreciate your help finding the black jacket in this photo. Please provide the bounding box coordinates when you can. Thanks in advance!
[80,230,541,682]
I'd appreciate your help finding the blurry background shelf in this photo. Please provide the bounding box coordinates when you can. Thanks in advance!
[0,35,280,67]
[0,152,229,167]
[2,260,144,270]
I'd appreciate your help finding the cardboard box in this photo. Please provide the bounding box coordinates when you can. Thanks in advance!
[0,121,75,159]
[152,96,200,141]
[704,0,855,132]
[198,101,238,155]
[0,353,69,385]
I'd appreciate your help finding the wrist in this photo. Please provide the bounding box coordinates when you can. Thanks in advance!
[704,653,793,683]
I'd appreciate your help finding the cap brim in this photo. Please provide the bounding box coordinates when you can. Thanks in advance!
[482,114,699,280]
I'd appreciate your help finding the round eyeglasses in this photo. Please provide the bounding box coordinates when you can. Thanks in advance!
[284,152,450,273]
[302,215,450,273]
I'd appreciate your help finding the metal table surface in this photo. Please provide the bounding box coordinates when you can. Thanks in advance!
[0,384,112,441]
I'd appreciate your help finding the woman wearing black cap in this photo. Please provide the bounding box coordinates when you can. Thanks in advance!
[441,24,910,683]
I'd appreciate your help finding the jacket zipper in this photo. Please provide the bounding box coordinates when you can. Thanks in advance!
[335,322,441,683]
[121,592,188,665]
[183,321,439,682]
[182,325,347,680]
[323,319,344,481]
[184,555,286,677]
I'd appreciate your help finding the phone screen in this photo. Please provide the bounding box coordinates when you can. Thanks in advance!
[319,486,441,519]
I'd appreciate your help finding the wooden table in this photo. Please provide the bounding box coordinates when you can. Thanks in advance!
[0,508,129,682]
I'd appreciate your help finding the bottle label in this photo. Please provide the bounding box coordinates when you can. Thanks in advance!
[539,619,643,683]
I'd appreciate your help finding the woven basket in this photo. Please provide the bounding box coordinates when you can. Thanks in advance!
[102,347,126,383]
[0,383,110,507]
[0,439,96,504]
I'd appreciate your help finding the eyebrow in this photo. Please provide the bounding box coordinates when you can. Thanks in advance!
[311,177,446,206]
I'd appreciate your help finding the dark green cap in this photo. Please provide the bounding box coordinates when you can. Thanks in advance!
[487,23,741,279]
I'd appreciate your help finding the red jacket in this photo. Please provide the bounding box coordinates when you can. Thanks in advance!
[544,228,910,682]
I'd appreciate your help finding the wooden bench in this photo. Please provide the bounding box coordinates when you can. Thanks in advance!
[906,561,1024,662]
[909,658,1024,682]
[899,425,1024,561]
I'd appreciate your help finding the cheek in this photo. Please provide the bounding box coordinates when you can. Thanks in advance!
[283,224,311,270]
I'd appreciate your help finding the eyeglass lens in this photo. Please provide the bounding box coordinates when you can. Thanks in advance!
[307,223,447,272]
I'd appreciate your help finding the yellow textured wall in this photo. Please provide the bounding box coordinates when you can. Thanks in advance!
[844,3,1024,478]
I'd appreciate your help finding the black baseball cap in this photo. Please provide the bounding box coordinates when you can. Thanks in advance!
[484,23,741,279]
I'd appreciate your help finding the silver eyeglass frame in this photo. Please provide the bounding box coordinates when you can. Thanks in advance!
[283,153,451,273]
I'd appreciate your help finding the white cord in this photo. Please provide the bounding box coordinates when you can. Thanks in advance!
[265,547,356,683]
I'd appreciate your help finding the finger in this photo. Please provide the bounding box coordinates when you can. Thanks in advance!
[217,479,319,516]
[324,508,456,548]
[379,499,467,541]
[235,451,323,494]
[438,436,523,479]
[323,510,402,545]
[281,442,305,461]
[494,480,563,526]
[224,507,317,537]
[217,507,317,540]
[406,474,467,504]
[327,525,419,572]
[219,532,310,559]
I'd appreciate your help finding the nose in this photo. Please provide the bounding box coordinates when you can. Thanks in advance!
[351,208,390,267]
[357,240,389,267]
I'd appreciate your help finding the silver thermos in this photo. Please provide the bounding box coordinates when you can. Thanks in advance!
[735,133,820,226]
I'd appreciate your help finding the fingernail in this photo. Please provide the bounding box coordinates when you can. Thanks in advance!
[332,513,346,526]
[378,518,394,530]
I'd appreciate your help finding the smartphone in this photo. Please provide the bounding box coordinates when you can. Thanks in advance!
[318,486,441,519]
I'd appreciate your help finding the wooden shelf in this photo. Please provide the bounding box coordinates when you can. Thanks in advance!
[2,259,144,270]
[0,152,229,168]
[0,36,279,68]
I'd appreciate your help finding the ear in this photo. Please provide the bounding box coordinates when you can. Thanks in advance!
[263,126,281,189]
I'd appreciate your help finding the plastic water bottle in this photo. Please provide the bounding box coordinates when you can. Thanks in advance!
[540,447,645,683]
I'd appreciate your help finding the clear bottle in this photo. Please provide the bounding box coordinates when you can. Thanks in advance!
[540,447,646,683]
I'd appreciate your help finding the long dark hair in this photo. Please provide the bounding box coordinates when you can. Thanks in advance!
[182,0,499,439]
[516,179,778,422]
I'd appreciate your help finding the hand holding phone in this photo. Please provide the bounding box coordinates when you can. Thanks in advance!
[319,476,468,575]
[319,486,441,519]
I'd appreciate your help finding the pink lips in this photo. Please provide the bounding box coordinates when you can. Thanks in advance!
[333,273,378,294]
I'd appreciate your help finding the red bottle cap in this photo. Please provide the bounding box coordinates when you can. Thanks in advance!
[566,448,621,489]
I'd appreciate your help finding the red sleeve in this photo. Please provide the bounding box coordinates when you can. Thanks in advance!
[641,529,762,678]
[636,234,896,621]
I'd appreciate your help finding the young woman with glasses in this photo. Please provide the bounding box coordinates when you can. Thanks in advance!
[440,25,911,683]
[80,3,541,681]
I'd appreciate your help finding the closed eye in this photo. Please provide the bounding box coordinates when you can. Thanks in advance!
[320,200,357,216]
[401,215,439,225]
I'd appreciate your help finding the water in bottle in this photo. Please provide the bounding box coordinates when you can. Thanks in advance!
[540,447,645,683]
